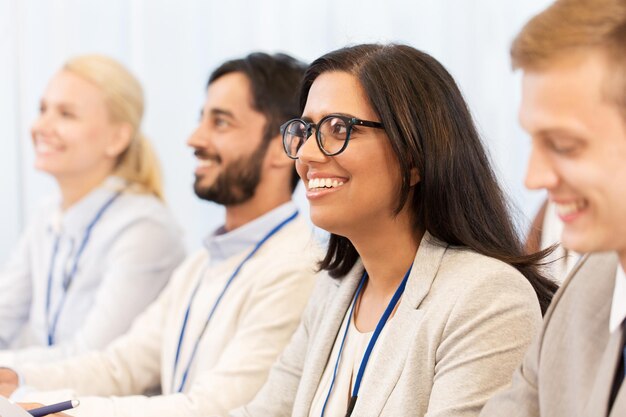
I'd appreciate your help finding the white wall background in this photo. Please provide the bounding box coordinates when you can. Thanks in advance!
[0,0,551,261]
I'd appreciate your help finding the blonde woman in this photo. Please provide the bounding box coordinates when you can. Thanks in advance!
[0,55,185,366]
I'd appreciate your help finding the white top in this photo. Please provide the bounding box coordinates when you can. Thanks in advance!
[14,202,320,417]
[610,264,626,333]
[308,305,377,417]
[0,176,185,365]
[540,202,580,283]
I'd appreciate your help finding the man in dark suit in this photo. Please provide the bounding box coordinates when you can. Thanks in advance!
[480,0,626,416]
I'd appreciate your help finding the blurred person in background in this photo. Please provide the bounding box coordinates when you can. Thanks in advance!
[0,54,185,366]
[481,0,626,415]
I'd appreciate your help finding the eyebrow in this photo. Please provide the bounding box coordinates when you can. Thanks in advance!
[535,128,584,139]
[214,108,236,119]
[200,108,236,120]
[301,112,358,123]
[40,99,78,109]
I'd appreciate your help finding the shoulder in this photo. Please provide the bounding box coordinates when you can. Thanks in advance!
[413,248,544,355]
[302,261,361,318]
[556,251,617,301]
[104,191,180,231]
[426,247,541,318]
[251,216,324,277]
[311,269,344,300]
[114,191,173,218]
[263,216,319,252]
[542,251,618,329]
[440,247,536,294]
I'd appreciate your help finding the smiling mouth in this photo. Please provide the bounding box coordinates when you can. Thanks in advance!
[555,200,588,218]
[197,158,217,168]
[194,149,221,168]
[34,139,63,154]
[307,178,345,190]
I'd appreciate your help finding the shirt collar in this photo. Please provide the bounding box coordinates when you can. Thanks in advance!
[203,201,298,267]
[48,176,127,238]
[609,263,626,333]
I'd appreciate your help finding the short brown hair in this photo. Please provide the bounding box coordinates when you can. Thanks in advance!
[511,0,626,115]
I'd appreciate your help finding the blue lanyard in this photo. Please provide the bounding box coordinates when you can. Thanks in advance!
[171,210,299,393]
[45,190,123,346]
[320,265,412,417]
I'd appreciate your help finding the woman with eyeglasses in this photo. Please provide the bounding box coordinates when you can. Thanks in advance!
[228,44,557,417]
[0,55,185,366]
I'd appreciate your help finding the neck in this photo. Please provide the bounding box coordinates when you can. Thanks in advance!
[56,170,111,211]
[224,179,292,231]
[349,211,422,296]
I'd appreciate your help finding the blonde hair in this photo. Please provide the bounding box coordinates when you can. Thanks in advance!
[511,0,626,116]
[63,54,164,200]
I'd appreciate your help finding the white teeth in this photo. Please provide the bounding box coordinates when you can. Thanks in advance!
[556,201,586,216]
[307,178,345,190]
[197,159,214,168]
[34,141,59,154]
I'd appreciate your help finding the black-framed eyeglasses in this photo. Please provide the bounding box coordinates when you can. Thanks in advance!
[280,114,384,159]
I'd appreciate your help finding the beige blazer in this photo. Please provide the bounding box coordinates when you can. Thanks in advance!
[481,252,625,417]
[230,233,543,417]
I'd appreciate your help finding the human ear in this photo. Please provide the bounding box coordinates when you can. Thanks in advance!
[266,134,293,168]
[410,167,421,186]
[105,123,133,158]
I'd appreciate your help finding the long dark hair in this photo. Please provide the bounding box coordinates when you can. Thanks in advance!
[301,44,557,313]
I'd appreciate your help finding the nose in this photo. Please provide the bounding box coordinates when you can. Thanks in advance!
[187,124,209,150]
[296,130,328,164]
[31,110,53,138]
[524,144,559,191]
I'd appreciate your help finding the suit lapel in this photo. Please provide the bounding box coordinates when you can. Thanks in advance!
[352,233,447,416]
[610,381,626,417]
[609,330,626,417]
[584,328,624,417]
[293,265,363,417]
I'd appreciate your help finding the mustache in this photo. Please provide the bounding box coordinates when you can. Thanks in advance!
[194,149,221,163]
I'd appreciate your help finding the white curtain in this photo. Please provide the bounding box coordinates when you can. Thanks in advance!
[0,0,552,259]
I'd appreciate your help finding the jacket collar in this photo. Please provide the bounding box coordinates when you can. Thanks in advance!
[293,231,448,417]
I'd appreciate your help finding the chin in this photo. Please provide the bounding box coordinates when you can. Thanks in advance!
[193,178,215,193]
[561,227,609,255]
[34,162,59,176]
[309,212,338,235]
[310,215,354,240]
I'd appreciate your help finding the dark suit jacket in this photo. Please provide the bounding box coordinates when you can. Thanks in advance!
[481,252,625,417]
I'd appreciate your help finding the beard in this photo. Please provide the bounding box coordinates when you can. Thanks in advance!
[193,139,269,206]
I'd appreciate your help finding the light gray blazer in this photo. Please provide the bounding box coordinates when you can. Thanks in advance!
[230,233,543,417]
[480,252,625,417]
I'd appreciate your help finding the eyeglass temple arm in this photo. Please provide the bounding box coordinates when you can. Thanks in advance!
[353,119,384,128]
